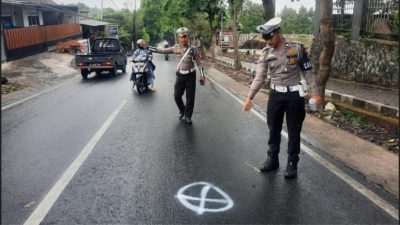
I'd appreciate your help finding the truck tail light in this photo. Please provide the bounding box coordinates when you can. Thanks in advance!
[103,61,113,66]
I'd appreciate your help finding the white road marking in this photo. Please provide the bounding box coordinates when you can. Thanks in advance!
[244,162,261,173]
[176,182,234,215]
[205,73,399,221]
[23,99,127,225]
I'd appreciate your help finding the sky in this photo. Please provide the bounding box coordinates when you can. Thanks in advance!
[53,0,316,13]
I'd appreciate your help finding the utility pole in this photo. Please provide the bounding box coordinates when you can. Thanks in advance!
[220,0,223,63]
[132,0,136,50]
[101,0,103,20]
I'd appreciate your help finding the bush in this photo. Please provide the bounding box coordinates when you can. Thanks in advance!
[56,40,83,54]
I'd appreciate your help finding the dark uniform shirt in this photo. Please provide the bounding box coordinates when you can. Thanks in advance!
[248,42,318,99]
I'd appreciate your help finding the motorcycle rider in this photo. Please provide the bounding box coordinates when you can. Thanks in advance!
[163,40,170,60]
[131,39,156,91]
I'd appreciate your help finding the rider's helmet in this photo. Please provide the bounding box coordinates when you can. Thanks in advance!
[176,27,190,37]
[137,39,146,48]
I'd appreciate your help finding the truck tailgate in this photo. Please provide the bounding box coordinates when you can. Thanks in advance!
[75,54,114,69]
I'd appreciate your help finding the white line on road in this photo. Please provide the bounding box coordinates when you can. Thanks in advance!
[205,74,399,221]
[23,99,127,225]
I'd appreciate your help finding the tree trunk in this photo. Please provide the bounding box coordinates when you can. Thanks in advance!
[211,35,216,61]
[318,0,335,109]
[262,0,275,21]
[231,0,242,70]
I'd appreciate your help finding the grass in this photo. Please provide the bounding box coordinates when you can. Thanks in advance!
[1,83,24,94]
[341,108,366,126]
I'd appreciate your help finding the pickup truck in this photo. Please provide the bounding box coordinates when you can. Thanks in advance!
[75,38,127,79]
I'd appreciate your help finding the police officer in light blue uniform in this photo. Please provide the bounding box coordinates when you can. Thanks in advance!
[242,17,321,178]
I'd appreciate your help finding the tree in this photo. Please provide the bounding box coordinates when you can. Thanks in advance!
[239,0,265,33]
[228,0,244,70]
[187,0,223,61]
[317,0,335,108]
[278,6,314,34]
[262,0,275,20]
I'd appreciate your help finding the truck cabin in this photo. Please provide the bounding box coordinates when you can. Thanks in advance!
[92,38,122,53]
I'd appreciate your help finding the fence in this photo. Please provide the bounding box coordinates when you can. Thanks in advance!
[332,0,354,31]
[330,0,399,39]
[366,0,399,35]
[3,23,81,61]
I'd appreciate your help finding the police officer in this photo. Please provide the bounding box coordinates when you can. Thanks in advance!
[149,27,205,124]
[242,17,321,178]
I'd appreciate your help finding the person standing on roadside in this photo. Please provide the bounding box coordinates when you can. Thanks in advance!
[149,27,205,125]
[242,17,321,178]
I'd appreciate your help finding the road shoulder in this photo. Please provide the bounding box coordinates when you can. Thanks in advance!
[205,66,399,197]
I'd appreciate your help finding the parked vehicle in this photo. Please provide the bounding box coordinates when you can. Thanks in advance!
[219,30,234,52]
[75,38,127,79]
[131,55,150,94]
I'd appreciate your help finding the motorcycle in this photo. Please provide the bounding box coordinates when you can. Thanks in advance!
[131,55,149,94]
[163,43,170,61]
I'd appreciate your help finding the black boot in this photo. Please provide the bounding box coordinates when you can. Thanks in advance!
[185,117,192,124]
[284,161,297,179]
[260,156,279,172]
[178,111,184,120]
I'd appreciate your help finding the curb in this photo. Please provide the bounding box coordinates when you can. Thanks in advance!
[325,90,399,118]
[212,55,399,119]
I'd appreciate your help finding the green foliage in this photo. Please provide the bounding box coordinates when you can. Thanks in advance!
[238,0,265,33]
[278,5,314,34]
[341,109,365,126]
[85,0,228,48]
[390,10,399,35]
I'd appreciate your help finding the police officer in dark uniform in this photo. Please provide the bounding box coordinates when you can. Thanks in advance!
[149,27,205,124]
[242,17,321,178]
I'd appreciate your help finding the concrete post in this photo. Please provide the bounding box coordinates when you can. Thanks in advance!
[313,0,320,34]
[351,0,366,40]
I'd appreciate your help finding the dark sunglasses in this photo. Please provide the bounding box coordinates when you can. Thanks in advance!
[262,30,276,40]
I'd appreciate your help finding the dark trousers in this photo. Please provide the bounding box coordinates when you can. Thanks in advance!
[174,71,196,118]
[267,90,305,163]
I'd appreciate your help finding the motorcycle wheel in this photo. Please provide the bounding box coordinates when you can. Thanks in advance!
[136,76,146,94]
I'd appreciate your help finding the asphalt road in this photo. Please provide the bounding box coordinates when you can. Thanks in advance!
[1,54,398,224]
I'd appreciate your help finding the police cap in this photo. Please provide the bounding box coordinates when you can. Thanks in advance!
[176,27,190,37]
[256,17,282,39]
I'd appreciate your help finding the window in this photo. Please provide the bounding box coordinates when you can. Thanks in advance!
[1,16,13,28]
[28,15,39,26]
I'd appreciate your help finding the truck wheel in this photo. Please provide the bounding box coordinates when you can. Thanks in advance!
[111,66,118,77]
[81,69,89,79]
[96,70,102,76]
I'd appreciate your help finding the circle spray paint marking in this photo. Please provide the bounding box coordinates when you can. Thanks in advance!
[176,182,234,215]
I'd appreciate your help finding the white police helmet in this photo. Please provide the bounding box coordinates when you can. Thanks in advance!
[176,27,190,36]
[137,39,146,46]
[256,17,282,39]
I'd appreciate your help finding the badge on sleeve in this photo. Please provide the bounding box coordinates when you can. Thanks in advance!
[299,49,312,71]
